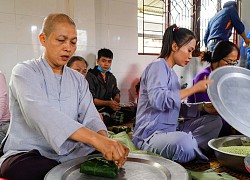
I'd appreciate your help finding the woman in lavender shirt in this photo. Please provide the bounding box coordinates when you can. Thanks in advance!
[132,24,222,163]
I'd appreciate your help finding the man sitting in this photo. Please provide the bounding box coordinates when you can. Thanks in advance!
[86,48,120,126]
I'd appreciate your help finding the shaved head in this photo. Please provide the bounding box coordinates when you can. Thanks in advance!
[41,13,76,37]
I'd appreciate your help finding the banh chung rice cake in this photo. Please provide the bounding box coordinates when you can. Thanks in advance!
[218,146,250,156]
[80,157,119,178]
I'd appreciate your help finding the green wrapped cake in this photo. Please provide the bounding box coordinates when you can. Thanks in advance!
[80,157,119,178]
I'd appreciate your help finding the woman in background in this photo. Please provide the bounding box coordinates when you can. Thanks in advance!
[67,55,88,76]
[188,40,240,136]
[0,72,10,142]
[132,24,222,163]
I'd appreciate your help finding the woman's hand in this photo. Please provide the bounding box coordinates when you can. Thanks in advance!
[180,76,213,100]
[193,76,213,93]
[70,127,129,168]
[95,137,129,167]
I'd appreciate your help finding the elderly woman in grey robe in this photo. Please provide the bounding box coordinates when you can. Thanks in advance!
[0,13,129,180]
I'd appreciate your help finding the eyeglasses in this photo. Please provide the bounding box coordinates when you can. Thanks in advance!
[222,58,238,66]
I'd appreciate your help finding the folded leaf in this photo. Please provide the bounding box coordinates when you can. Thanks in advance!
[80,157,118,178]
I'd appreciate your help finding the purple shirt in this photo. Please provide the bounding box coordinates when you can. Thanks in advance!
[187,66,211,103]
[0,72,10,121]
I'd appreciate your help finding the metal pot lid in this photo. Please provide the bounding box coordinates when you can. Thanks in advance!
[207,66,250,137]
[44,153,189,180]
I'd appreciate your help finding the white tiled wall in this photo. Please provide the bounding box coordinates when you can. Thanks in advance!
[0,0,69,82]
[1,0,249,103]
[94,0,146,102]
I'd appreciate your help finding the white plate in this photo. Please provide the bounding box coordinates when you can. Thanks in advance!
[44,153,188,180]
[208,66,250,137]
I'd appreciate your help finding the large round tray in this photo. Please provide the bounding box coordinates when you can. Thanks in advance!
[207,66,250,137]
[44,153,188,180]
[208,135,248,173]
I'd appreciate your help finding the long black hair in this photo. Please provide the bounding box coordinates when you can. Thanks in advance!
[159,24,196,58]
[202,41,240,63]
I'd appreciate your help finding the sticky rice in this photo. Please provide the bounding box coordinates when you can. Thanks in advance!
[218,146,250,156]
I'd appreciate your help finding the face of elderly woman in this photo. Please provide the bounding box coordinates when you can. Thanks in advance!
[39,22,77,74]
[70,60,88,76]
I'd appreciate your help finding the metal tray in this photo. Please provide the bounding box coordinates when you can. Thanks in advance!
[44,153,189,180]
[207,66,250,137]
[208,135,248,173]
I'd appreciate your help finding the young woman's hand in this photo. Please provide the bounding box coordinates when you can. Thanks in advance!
[193,76,213,93]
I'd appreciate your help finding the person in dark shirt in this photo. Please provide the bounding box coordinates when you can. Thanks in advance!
[86,48,120,126]
[204,1,250,52]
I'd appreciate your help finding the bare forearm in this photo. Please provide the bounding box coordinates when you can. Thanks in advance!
[69,127,129,168]
[180,86,198,100]
[94,98,111,107]
[69,127,102,146]
[181,79,213,100]
[94,98,120,111]
[240,32,248,42]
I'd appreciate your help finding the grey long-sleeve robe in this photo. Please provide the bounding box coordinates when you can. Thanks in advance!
[0,56,107,166]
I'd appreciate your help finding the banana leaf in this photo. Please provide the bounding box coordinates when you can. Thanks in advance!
[108,131,138,151]
[80,157,118,178]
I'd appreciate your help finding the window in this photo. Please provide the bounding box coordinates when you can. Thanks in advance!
[138,0,238,55]
[138,0,166,54]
